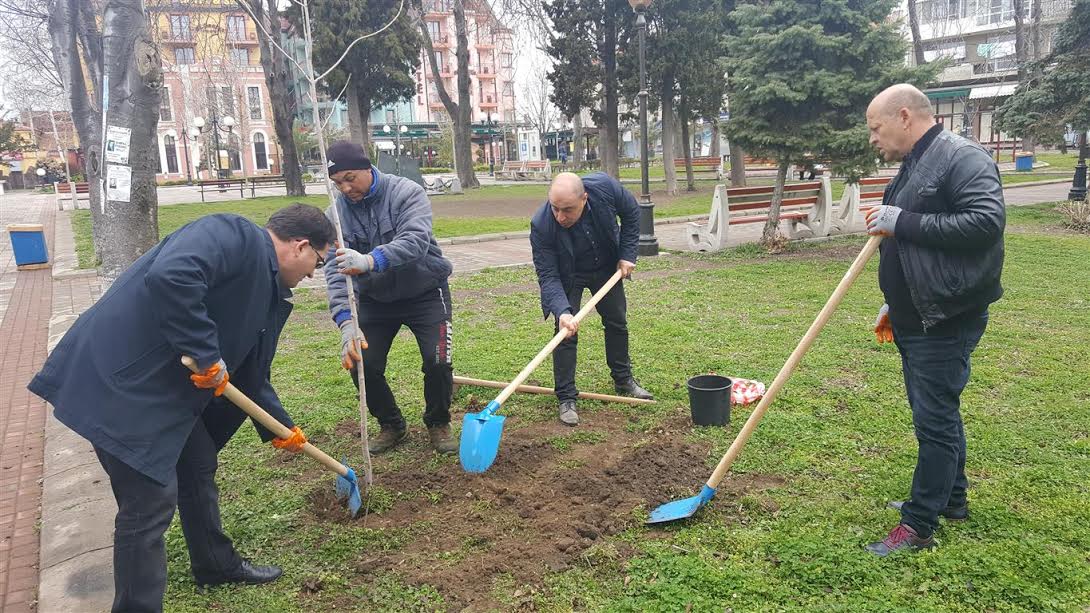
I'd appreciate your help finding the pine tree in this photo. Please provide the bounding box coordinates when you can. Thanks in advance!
[724,0,930,248]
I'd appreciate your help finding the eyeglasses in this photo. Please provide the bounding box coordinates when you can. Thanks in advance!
[310,245,326,268]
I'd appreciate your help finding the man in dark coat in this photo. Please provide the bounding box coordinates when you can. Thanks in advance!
[28,204,336,612]
[529,172,654,426]
[862,84,1005,557]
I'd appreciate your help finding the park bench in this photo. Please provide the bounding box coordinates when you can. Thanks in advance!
[686,176,833,252]
[495,160,524,180]
[829,175,891,235]
[53,181,91,210]
[518,160,552,181]
[673,155,724,180]
[198,178,246,202]
[247,175,298,198]
[742,156,778,171]
[422,174,464,196]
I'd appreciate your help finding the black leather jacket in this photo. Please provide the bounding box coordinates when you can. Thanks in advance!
[888,130,1005,330]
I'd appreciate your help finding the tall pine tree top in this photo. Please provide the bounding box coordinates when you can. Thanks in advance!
[724,0,930,178]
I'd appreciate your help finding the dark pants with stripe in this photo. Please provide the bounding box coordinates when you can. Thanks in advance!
[349,283,454,431]
[553,268,633,403]
[894,311,988,538]
[94,418,242,613]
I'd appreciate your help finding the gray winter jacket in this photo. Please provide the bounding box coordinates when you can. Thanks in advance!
[324,169,452,323]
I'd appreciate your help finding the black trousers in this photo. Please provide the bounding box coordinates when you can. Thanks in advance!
[553,268,633,403]
[893,311,988,538]
[349,283,454,431]
[94,418,242,613]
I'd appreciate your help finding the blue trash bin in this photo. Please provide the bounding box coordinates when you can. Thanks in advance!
[1015,152,1035,172]
[7,224,50,269]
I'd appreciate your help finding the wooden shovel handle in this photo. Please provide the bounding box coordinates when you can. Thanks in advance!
[453,375,654,405]
[493,269,625,407]
[181,356,349,478]
[705,236,883,489]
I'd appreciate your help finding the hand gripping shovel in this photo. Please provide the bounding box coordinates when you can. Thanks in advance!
[648,236,882,524]
[461,269,625,473]
[182,356,363,517]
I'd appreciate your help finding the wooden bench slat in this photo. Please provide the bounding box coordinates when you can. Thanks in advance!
[724,182,821,197]
[728,196,819,213]
[729,211,809,225]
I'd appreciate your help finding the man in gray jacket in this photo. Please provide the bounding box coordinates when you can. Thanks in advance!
[323,141,456,454]
[861,84,1005,556]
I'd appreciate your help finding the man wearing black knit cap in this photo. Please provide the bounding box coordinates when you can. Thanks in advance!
[322,141,457,454]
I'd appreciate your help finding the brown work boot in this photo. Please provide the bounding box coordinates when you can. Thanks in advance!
[427,424,458,455]
[368,427,407,454]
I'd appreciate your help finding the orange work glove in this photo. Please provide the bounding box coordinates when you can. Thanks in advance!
[190,359,229,396]
[271,426,307,452]
[873,303,894,344]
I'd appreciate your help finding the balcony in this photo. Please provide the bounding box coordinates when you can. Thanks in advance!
[227,31,259,45]
[475,39,495,49]
[429,100,446,110]
[423,0,452,15]
[476,65,496,79]
[160,30,193,45]
[479,96,498,110]
[432,33,450,47]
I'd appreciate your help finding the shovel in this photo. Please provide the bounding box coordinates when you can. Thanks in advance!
[181,356,363,517]
[648,236,882,524]
[452,375,655,406]
[460,269,625,473]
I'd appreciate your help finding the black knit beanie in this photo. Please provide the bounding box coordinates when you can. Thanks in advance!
[326,141,372,176]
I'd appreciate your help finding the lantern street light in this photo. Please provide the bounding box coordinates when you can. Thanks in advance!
[1069,130,1088,203]
[192,111,235,179]
[628,0,658,256]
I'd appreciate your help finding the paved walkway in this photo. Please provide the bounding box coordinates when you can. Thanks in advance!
[7,176,1076,612]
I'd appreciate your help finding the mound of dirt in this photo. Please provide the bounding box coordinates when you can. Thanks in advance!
[308,411,782,610]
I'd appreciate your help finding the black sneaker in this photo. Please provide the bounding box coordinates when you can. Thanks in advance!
[888,500,969,522]
[865,523,935,557]
[196,560,282,588]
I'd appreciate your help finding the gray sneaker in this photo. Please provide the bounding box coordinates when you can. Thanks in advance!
[558,400,579,426]
[615,378,654,400]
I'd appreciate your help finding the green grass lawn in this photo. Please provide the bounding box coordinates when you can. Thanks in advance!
[156,203,1090,611]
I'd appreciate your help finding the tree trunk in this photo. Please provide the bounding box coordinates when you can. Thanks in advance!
[358,93,372,154]
[680,97,694,191]
[253,0,304,195]
[710,119,721,158]
[95,0,160,278]
[1024,0,1042,153]
[346,81,367,145]
[761,158,790,249]
[1012,0,1034,153]
[729,142,746,187]
[661,89,678,196]
[906,0,926,66]
[600,6,619,178]
[572,112,585,164]
[416,0,478,188]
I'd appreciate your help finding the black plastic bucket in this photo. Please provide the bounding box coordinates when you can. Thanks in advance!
[687,374,732,426]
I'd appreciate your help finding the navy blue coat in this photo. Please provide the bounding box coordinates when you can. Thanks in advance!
[28,215,295,485]
[529,172,640,318]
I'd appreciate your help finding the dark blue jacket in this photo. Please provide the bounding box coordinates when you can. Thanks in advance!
[529,172,640,318]
[28,215,295,485]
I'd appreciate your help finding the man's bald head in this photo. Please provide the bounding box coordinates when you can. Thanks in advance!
[866,84,940,162]
[869,84,934,120]
[548,172,589,228]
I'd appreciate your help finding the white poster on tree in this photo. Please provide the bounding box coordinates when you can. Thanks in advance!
[105,125,131,164]
[106,164,131,202]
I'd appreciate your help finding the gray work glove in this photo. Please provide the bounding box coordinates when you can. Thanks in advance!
[864,205,902,237]
[339,320,365,370]
[335,248,374,275]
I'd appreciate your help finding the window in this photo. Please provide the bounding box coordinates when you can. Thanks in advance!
[974,0,1016,25]
[253,133,268,170]
[923,41,966,62]
[227,15,247,41]
[427,21,440,39]
[977,35,1017,72]
[169,15,191,40]
[163,135,179,174]
[501,53,512,68]
[434,51,444,71]
[231,48,250,65]
[502,81,514,97]
[159,87,173,121]
[174,47,195,65]
[247,86,262,120]
[221,86,235,117]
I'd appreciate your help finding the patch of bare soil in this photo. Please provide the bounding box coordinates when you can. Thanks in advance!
[308,410,783,611]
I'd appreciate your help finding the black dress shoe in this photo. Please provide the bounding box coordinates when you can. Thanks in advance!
[888,500,969,521]
[615,378,654,400]
[196,560,283,588]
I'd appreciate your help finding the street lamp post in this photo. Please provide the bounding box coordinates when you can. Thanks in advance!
[192,111,235,179]
[486,111,496,176]
[1069,130,1088,203]
[629,0,659,256]
[174,126,195,185]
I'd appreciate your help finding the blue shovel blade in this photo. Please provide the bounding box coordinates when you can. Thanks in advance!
[460,408,506,473]
[335,465,363,517]
[647,484,717,525]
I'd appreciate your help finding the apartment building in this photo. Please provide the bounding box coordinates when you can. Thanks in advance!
[899,0,1074,145]
[150,0,279,181]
